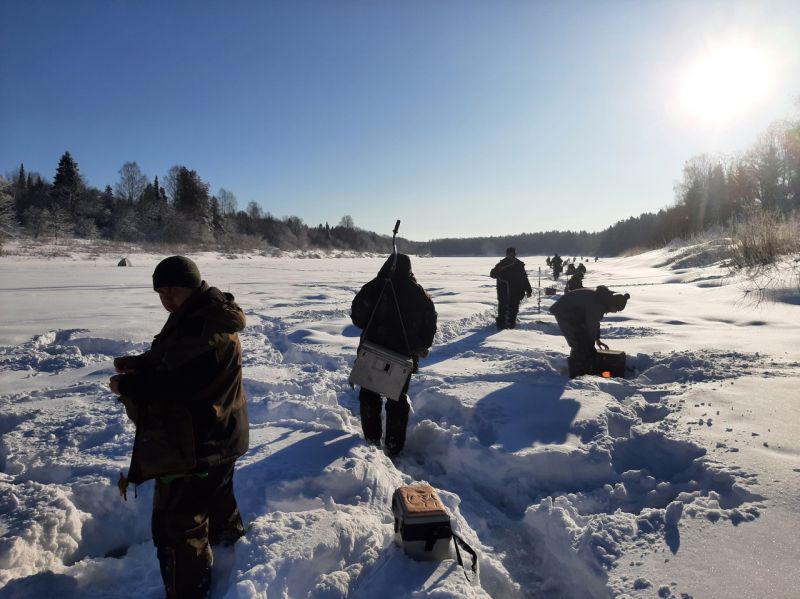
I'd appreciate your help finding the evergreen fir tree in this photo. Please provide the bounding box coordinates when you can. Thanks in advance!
[51,151,83,217]
[14,164,28,219]
[174,167,211,221]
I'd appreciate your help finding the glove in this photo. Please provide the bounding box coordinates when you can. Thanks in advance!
[109,374,124,395]
[114,356,138,373]
[526,291,532,298]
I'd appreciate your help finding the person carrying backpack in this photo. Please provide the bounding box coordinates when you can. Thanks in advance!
[489,247,532,330]
[551,253,564,280]
[351,254,437,456]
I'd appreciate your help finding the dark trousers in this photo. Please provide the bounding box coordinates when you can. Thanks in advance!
[496,283,521,329]
[359,376,411,455]
[554,315,596,378]
[152,461,245,599]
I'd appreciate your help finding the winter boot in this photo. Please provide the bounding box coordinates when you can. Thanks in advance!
[384,394,411,456]
[359,389,383,446]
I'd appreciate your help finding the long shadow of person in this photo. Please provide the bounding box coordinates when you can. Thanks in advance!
[235,428,361,516]
[470,380,579,452]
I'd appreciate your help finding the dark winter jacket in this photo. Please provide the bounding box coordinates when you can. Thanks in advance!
[549,286,615,342]
[565,272,584,292]
[490,257,532,301]
[118,283,249,484]
[351,254,437,361]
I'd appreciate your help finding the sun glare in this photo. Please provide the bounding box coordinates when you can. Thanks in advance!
[677,38,773,124]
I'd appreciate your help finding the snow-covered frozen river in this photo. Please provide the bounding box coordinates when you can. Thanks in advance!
[1,245,799,598]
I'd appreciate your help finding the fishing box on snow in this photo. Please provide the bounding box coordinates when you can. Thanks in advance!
[568,349,626,379]
[349,341,413,401]
[593,349,626,378]
[392,484,453,561]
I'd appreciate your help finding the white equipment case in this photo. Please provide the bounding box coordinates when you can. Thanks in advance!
[349,341,413,401]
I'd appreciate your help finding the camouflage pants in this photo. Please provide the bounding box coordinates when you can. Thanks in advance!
[152,461,245,599]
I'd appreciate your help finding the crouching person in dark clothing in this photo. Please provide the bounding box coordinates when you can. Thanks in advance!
[110,256,248,599]
[489,247,532,330]
[549,285,629,378]
[351,254,437,457]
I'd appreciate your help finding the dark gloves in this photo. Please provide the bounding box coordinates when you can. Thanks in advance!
[114,356,139,373]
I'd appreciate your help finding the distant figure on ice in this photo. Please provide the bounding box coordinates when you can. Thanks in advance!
[565,271,584,292]
[351,254,437,456]
[551,253,564,280]
[109,256,249,599]
[549,285,630,378]
[490,247,533,330]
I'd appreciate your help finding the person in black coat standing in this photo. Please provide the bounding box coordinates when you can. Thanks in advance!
[490,247,532,330]
[551,253,564,280]
[351,253,437,456]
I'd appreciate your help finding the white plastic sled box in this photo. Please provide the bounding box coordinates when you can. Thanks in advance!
[349,341,413,401]
[392,484,453,562]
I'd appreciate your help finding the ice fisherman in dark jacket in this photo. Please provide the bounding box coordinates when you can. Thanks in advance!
[551,253,564,280]
[565,271,584,292]
[110,256,248,599]
[351,253,437,456]
[489,247,532,330]
[549,285,629,377]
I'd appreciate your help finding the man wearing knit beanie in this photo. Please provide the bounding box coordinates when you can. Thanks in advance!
[151,256,203,313]
[110,256,249,598]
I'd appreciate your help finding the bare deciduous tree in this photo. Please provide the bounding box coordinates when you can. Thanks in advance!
[217,188,238,215]
[164,165,182,203]
[246,201,263,220]
[114,162,148,204]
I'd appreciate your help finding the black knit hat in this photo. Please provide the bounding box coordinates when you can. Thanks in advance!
[152,256,202,289]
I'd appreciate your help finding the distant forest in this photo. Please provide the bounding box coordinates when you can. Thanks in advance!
[1,116,798,257]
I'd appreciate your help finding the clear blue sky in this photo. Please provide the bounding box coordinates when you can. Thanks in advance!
[2,1,798,241]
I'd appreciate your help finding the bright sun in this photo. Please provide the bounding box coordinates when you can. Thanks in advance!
[677,38,773,124]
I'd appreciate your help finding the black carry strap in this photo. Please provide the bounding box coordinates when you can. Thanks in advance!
[359,275,413,358]
[358,218,412,356]
[452,531,478,583]
[424,525,478,582]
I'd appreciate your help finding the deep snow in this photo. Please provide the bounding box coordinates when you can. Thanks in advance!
[0,242,798,599]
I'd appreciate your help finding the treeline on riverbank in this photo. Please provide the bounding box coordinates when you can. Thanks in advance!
[2,117,797,260]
